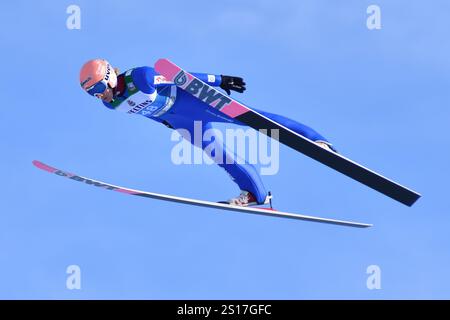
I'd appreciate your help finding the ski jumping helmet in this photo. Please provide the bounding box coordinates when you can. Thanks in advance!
[79,59,117,96]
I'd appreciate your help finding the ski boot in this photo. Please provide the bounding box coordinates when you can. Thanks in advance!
[220,190,272,207]
[315,140,338,153]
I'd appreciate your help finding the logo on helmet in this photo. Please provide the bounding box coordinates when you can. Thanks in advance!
[80,77,92,87]
[104,64,111,81]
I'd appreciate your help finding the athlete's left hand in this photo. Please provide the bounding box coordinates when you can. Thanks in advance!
[220,75,246,95]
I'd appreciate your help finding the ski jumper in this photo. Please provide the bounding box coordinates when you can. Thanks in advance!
[103,66,331,204]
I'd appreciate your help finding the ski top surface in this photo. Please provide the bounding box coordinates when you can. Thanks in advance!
[154,58,421,207]
[32,160,372,228]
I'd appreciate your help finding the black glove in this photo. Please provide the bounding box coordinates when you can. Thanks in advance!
[220,75,246,95]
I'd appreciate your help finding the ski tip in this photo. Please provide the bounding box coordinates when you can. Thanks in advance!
[154,58,170,68]
[32,160,58,174]
[32,159,47,170]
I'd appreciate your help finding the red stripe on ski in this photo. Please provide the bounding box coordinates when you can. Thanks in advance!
[155,59,249,117]
[32,160,59,174]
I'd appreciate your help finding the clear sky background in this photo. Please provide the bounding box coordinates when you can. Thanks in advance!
[1,0,449,299]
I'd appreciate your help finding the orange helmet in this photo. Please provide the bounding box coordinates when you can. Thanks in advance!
[79,59,117,96]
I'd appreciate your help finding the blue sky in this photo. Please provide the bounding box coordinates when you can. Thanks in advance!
[1,0,449,299]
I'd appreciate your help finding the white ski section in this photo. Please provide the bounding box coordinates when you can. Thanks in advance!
[32,160,372,228]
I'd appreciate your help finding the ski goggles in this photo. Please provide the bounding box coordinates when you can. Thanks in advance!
[86,80,110,97]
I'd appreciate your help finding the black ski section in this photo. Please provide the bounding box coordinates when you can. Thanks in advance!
[236,111,421,206]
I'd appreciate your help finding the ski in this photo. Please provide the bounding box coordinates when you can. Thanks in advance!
[154,58,421,207]
[32,160,371,228]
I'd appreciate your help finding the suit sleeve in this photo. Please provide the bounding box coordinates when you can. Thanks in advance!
[190,72,222,87]
[130,66,157,94]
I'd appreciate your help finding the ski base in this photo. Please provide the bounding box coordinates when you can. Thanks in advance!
[32,160,372,228]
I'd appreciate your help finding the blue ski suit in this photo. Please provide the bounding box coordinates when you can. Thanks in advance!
[103,66,331,204]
